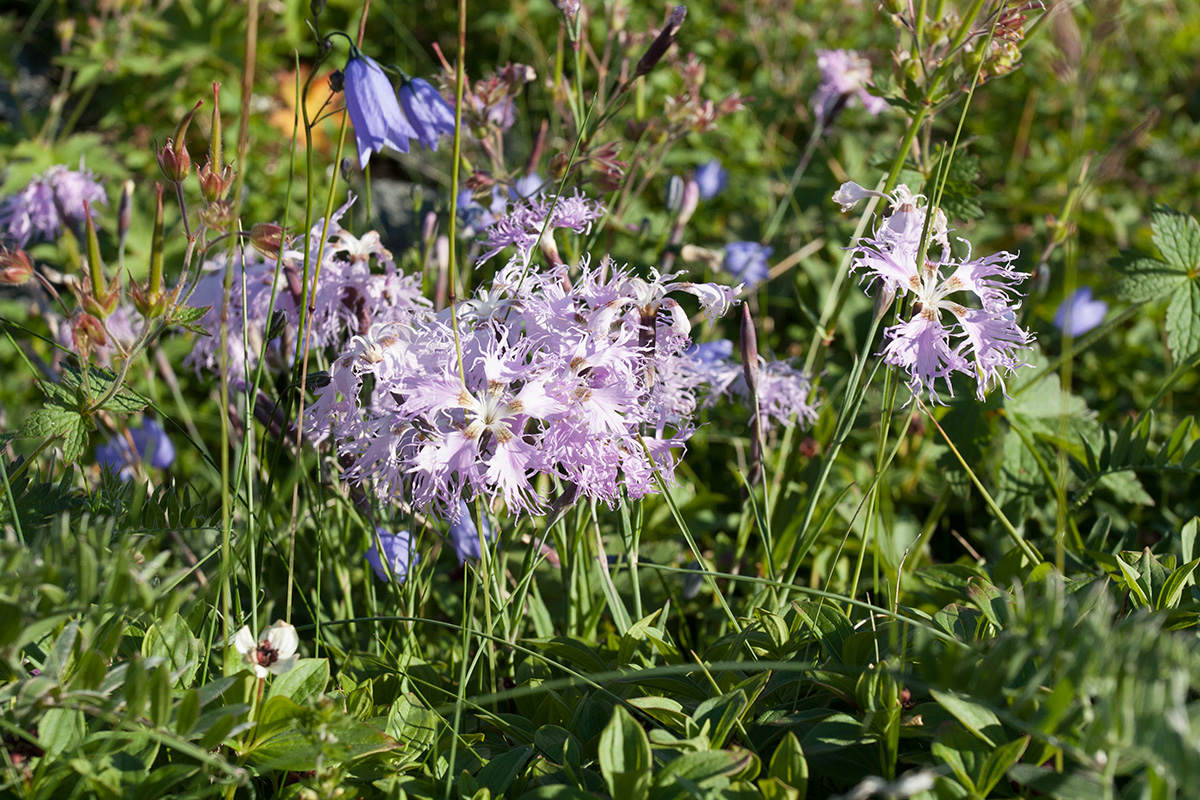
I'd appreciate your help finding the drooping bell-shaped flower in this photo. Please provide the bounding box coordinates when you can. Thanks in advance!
[398,77,456,151]
[344,54,417,169]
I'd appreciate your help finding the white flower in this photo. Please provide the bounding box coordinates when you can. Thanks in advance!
[234,620,300,679]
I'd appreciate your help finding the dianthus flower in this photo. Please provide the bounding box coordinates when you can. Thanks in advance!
[308,246,741,520]
[812,49,887,123]
[0,165,106,247]
[682,339,819,431]
[476,190,605,267]
[842,183,1034,403]
[185,197,430,380]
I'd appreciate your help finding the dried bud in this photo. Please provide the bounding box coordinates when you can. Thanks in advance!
[250,223,285,259]
[634,6,686,80]
[548,153,570,181]
[0,247,34,286]
[197,161,235,203]
[200,200,236,231]
[740,303,759,397]
[72,312,108,357]
[328,69,344,94]
[157,138,191,183]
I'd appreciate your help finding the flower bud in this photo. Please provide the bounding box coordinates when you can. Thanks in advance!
[881,0,904,13]
[197,161,234,203]
[665,175,685,212]
[157,138,191,183]
[311,0,327,16]
[0,247,34,285]
[117,179,134,247]
[209,82,223,172]
[250,223,285,259]
[634,6,687,80]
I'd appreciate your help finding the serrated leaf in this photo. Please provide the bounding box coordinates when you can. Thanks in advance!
[19,406,91,463]
[1113,257,1187,302]
[1151,207,1200,271]
[1166,279,1200,359]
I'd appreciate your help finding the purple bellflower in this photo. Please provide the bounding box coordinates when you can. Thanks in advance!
[366,528,419,584]
[448,500,493,562]
[344,54,418,169]
[398,77,456,151]
[723,242,772,287]
[694,160,728,200]
[97,419,175,480]
[843,183,1034,404]
[1054,287,1107,337]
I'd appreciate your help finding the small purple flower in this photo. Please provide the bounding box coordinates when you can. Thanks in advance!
[448,500,493,563]
[398,78,456,151]
[1053,287,1107,337]
[0,165,106,247]
[344,54,418,169]
[97,419,175,480]
[723,242,772,287]
[694,160,728,200]
[687,339,734,367]
[512,173,544,200]
[813,49,888,123]
[366,528,419,583]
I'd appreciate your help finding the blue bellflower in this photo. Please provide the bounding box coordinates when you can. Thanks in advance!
[1054,287,1107,337]
[723,242,772,287]
[448,500,493,563]
[398,78,456,151]
[344,54,417,169]
[97,419,175,480]
[694,159,728,200]
[366,528,419,584]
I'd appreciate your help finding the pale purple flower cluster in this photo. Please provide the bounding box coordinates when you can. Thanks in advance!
[683,340,819,431]
[841,182,1034,404]
[186,197,430,379]
[0,165,106,246]
[308,252,741,521]
[812,49,888,123]
[477,190,605,266]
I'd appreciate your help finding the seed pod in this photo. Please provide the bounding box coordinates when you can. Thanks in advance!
[0,247,33,286]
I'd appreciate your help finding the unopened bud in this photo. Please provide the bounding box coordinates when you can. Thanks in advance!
[740,303,759,396]
[149,183,165,295]
[311,0,326,15]
[881,0,904,13]
[634,6,686,80]
[157,138,191,183]
[250,223,285,259]
[873,284,897,322]
[677,179,700,225]
[341,157,354,182]
[665,175,685,212]
[83,201,105,302]
[117,180,134,246]
[267,309,290,341]
[0,247,34,285]
[329,69,344,94]
[421,211,438,249]
[209,82,223,171]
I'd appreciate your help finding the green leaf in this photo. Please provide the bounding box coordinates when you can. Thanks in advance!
[693,690,748,749]
[1156,558,1200,610]
[1151,206,1200,271]
[1114,257,1188,302]
[767,732,808,797]
[265,658,329,705]
[597,705,652,800]
[977,735,1029,795]
[1166,279,1200,358]
[60,364,148,415]
[929,689,1004,747]
[1008,765,1109,800]
[476,746,533,797]
[1113,553,1151,607]
[19,406,90,463]
[142,616,201,688]
[386,694,440,752]
[166,304,213,336]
